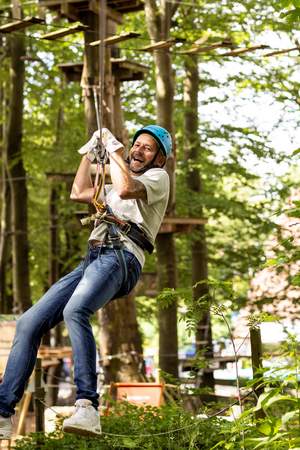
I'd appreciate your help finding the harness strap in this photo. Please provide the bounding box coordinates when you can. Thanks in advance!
[81,209,154,254]
[105,205,128,284]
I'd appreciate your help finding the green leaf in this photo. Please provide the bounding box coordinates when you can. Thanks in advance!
[290,274,300,286]
[292,147,300,156]
[264,394,297,409]
[292,0,300,7]
[281,409,300,425]
[121,438,139,448]
[258,422,272,436]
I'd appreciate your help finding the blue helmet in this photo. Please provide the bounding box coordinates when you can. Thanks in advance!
[132,125,172,157]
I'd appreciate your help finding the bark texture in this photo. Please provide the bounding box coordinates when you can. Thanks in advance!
[6,26,31,313]
[98,291,145,383]
[144,0,178,377]
[183,55,214,388]
[0,67,12,312]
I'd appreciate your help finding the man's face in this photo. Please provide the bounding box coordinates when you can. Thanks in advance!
[129,133,165,172]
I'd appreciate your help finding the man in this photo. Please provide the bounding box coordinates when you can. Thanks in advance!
[0,125,172,438]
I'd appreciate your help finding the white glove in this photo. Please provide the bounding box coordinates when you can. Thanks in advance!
[78,128,124,161]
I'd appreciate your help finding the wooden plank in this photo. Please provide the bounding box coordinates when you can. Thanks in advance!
[181,39,235,55]
[38,345,72,358]
[111,57,148,72]
[0,17,44,33]
[111,57,148,81]
[264,46,299,57]
[140,38,176,52]
[220,44,269,57]
[40,23,88,40]
[107,0,143,12]
[17,391,32,436]
[90,31,140,46]
[58,59,148,83]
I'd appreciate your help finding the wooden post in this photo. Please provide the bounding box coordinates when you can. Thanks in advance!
[250,326,265,418]
[49,184,59,286]
[34,358,45,432]
[16,391,32,435]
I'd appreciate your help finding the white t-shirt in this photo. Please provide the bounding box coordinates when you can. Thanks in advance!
[88,168,170,267]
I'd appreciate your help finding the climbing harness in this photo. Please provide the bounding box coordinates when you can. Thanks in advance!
[81,209,154,254]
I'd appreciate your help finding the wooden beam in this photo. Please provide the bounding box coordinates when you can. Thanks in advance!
[219,44,270,57]
[58,59,148,83]
[0,16,44,33]
[159,216,207,234]
[89,0,123,24]
[90,31,140,46]
[107,0,143,12]
[111,57,148,70]
[61,1,79,21]
[264,46,299,57]
[181,39,235,55]
[139,38,176,52]
[40,23,88,40]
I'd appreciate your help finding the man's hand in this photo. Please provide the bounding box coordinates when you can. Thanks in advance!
[78,128,124,162]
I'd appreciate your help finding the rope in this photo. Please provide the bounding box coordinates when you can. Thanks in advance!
[37,390,253,438]
[90,0,107,215]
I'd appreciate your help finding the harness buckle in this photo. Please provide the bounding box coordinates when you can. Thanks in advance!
[122,222,131,234]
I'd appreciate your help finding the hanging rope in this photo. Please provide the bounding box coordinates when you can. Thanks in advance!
[91,0,107,216]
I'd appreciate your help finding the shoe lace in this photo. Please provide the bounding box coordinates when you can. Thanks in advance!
[74,402,92,419]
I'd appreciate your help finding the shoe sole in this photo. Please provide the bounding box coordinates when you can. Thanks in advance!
[63,425,101,437]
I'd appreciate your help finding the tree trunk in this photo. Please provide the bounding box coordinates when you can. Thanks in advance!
[6,5,31,313]
[144,0,178,377]
[0,60,13,313]
[183,54,214,389]
[98,291,145,383]
[81,11,144,382]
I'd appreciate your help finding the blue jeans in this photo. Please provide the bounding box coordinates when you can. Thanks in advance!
[0,246,141,417]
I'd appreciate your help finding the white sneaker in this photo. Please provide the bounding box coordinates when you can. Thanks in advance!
[62,399,101,437]
[0,415,12,440]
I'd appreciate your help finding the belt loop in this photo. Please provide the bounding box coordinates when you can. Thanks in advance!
[82,245,91,272]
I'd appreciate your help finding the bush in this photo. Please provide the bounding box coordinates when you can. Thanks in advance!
[14,402,229,450]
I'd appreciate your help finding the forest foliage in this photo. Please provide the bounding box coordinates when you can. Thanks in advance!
[0,0,300,447]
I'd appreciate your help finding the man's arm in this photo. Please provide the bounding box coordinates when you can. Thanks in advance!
[70,152,147,203]
[70,156,95,203]
[109,149,147,201]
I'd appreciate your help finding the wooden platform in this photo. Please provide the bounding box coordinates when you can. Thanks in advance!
[0,316,72,376]
[160,216,207,233]
[58,58,148,83]
[38,0,143,22]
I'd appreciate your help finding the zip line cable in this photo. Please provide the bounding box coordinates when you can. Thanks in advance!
[37,390,253,438]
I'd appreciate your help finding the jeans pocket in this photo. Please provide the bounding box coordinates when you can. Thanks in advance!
[124,255,141,295]
[112,253,141,299]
